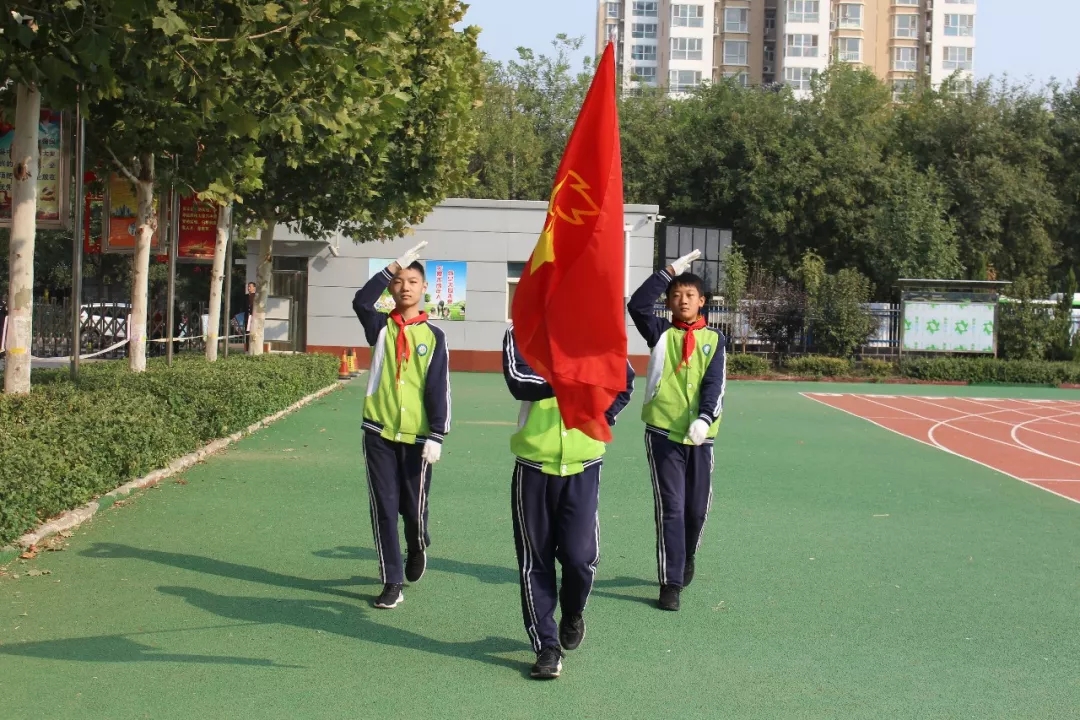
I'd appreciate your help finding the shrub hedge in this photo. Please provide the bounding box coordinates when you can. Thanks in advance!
[897,357,1080,385]
[783,356,852,377]
[1,354,338,545]
[726,353,771,376]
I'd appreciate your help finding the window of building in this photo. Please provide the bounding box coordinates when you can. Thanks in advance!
[944,14,974,36]
[893,46,918,71]
[669,70,703,93]
[838,4,862,29]
[785,34,819,57]
[723,40,749,65]
[894,0,918,5]
[632,65,658,83]
[942,46,973,70]
[892,78,915,101]
[836,37,861,62]
[723,71,750,88]
[506,262,525,321]
[948,78,974,96]
[725,8,749,33]
[631,44,657,61]
[765,8,777,34]
[787,0,820,24]
[671,37,704,61]
[632,22,658,39]
[671,4,705,27]
[784,66,814,91]
[632,1,659,18]
[944,0,974,3]
[607,2,621,18]
[894,14,918,38]
[662,226,729,295]
[764,43,776,64]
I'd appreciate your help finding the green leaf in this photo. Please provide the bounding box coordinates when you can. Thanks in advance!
[263,3,283,23]
[152,11,187,37]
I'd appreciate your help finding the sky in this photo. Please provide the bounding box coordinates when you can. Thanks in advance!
[460,0,1080,85]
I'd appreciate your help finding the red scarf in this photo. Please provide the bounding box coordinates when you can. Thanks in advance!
[390,310,429,379]
[673,317,707,370]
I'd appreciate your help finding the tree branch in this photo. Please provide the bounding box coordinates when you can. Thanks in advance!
[189,24,291,43]
[105,144,139,185]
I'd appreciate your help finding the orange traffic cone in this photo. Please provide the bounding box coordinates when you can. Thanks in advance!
[338,351,350,381]
[347,349,359,377]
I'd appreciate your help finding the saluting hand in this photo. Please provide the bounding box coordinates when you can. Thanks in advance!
[393,241,428,272]
[668,249,701,277]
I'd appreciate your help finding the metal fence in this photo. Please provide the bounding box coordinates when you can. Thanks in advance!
[26,297,212,360]
[655,302,903,358]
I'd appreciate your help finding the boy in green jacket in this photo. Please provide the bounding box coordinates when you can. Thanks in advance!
[353,241,451,610]
[627,249,727,612]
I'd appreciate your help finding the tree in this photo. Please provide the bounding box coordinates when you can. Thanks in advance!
[242,0,482,354]
[806,268,876,358]
[721,244,748,351]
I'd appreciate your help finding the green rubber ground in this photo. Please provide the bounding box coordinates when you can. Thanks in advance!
[2,377,1080,719]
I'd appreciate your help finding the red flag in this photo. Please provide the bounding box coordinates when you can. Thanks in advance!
[511,42,626,443]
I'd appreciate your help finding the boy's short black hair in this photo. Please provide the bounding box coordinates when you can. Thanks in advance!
[666,272,706,297]
[396,261,426,281]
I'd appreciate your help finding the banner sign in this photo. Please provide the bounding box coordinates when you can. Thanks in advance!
[902,301,996,354]
[0,109,68,229]
[103,172,164,253]
[426,261,467,321]
[84,171,103,255]
[178,195,218,261]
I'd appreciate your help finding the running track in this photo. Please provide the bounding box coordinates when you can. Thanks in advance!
[803,393,1080,505]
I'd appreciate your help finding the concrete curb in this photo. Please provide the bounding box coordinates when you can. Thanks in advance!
[5,379,350,552]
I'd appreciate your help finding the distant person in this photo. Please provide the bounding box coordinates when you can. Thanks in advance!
[244,282,256,351]
[627,250,727,612]
[502,325,634,680]
[352,242,451,610]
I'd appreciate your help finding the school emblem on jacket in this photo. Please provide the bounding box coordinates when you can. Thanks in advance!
[417,343,429,357]
[703,344,712,356]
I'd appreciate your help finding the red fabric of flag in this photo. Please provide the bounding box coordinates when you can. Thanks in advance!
[510,42,626,443]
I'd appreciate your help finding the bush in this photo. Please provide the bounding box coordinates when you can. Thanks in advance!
[784,356,852,377]
[898,357,1080,385]
[860,358,895,377]
[807,268,877,358]
[726,353,771,376]
[1,354,338,545]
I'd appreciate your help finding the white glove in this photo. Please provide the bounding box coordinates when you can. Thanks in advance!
[422,439,442,465]
[669,249,701,276]
[687,419,709,446]
[394,241,428,271]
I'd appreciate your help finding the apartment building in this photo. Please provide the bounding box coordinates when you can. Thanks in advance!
[595,1,976,98]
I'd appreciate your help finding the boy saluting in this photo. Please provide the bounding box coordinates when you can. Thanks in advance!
[627,249,726,612]
[353,241,450,610]
[503,325,634,680]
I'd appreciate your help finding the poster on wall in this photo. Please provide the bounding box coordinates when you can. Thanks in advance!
[177,195,218,261]
[902,301,996,353]
[0,109,68,229]
[103,172,165,253]
[426,261,467,321]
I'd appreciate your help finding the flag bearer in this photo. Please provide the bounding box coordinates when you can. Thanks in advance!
[503,325,635,680]
[627,249,727,612]
[353,241,450,610]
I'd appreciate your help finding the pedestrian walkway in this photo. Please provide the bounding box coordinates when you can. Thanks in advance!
[3,377,1080,718]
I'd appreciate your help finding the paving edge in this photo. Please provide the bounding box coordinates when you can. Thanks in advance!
[3,379,350,552]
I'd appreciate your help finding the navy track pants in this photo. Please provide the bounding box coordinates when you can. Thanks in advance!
[645,431,714,589]
[511,460,601,652]
[363,432,433,585]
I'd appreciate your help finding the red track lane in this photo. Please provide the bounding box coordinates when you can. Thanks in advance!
[803,393,1080,504]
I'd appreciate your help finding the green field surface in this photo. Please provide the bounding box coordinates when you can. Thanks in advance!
[2,377,1079,719]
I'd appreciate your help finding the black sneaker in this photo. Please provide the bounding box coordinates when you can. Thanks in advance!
[374,583,403,609]
[405,549,426,583]
[683,555,695,588]
[530,646,563,679]
[658,584,681,611]
[559,614,586,651]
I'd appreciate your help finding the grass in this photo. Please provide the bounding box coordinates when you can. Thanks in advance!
[1,376,1079,718]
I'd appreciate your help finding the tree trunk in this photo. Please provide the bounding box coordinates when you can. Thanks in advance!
[3,84,41,395]
[205,203,231,362]
[249,219,274,355]
[128,154,156,372]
